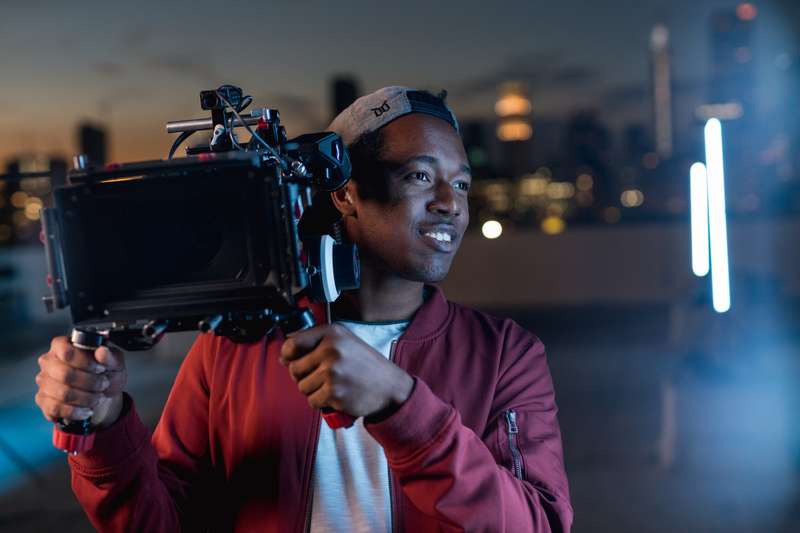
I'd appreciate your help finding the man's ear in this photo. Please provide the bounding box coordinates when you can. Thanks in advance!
[330,181,357,217]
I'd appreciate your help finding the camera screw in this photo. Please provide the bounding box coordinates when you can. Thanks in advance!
[290,160,309,177]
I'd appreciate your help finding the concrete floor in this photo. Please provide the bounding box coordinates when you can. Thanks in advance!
[0,308,798,533]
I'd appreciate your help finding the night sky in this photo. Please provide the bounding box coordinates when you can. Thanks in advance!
[0,0,796,164]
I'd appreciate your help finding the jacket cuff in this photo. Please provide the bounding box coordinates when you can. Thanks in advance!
[68,393,151,476]
[365,377,454,460]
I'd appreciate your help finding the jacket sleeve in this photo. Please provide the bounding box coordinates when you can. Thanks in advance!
[68,333,215,532]
[365,323,573,532]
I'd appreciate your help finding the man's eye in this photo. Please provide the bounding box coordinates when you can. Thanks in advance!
[456,181,471,191]
[407,171,430,182]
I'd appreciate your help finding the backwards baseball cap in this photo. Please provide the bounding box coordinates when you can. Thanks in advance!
[328,86,459,146]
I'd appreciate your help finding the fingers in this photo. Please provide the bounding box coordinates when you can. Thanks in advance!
[287,348,333,383]
[92,347,127,394]
[94,346,125,372]
[35,373,102,408]
[306,382,348,411]
[103,369,127,396]
[283,325,349,382]
[40,356,110,393]
[296,365,327,396]
[35,391,95,422]
[50,336,106,373]
[43,340,126,394]
[280,325,331,363]
[299,365,349,410]
[35,338,129,426]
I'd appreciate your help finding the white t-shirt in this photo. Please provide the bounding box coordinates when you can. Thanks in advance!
[309,319,409,533]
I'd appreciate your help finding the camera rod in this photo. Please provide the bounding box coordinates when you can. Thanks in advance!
[165,114,261,134]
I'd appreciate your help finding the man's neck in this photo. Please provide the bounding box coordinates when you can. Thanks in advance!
[332,264,425,323]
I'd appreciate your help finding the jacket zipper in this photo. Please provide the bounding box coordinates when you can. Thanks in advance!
[304,484,313,533]
[505,410,524,480]
[305,299,329,532]
[303,410,322,533]
[305,340,400,533]
[388,339,398,533]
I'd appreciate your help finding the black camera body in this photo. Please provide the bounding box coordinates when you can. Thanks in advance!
[41,85,359,351]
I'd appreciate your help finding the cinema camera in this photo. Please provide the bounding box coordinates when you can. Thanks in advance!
[41,85,360,453]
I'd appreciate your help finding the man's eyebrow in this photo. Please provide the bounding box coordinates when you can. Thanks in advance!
[385,155,472,175]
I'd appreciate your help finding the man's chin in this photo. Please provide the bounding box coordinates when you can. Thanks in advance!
[365,250,454,284]
[405,261,452,284]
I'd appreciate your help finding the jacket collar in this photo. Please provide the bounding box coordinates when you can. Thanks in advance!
[401,284,452,343]
[304,284,451,343]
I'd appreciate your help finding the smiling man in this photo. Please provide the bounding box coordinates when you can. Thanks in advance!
[36,87,573,532]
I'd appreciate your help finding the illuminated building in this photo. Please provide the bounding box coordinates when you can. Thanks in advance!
[495,82,533,179]
[650,24,673,159]
[708,7,756,115]
[702,5,760,216]
[563,111,613,210]
[0,156,65,246]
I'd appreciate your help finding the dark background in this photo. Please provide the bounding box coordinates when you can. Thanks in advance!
[1,1,799,531]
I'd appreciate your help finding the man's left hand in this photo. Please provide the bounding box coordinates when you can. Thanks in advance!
[280,324,414,419]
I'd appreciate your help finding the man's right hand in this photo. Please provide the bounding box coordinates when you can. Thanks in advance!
[35,336,127,429]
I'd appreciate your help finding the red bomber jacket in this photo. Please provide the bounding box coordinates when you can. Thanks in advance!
[68,286,573,532]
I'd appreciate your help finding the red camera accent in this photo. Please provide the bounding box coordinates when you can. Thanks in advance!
[321,410,355,429]
[52,427,95,455]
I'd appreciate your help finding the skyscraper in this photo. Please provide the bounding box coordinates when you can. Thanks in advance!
[461,120,492,181]
[331,76,360,119]
[78,123,107,166]
[705,4,759,213]
[708,6,756,113]
[650,24,673,159]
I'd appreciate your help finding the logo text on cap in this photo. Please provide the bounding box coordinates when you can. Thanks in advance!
[371,100,391,118]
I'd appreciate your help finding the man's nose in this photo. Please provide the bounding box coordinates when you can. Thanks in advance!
[427,180,461,217]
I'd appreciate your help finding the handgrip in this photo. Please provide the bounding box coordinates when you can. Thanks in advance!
[277,307,355,430]
[320,408,355,429]
[52,329,105,454]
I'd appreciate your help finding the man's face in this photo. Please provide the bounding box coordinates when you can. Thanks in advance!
[345,113,471,283]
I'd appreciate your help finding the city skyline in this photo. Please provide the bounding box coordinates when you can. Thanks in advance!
[1,0,798,246]
[1,0,796,165]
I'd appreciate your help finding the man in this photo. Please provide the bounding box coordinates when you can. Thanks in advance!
[35,87,573,532]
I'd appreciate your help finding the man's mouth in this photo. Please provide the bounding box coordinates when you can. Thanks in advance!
[422,231,452,243]
[418,227,457,252]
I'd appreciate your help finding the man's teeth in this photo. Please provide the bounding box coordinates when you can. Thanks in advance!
[424,232,452,243]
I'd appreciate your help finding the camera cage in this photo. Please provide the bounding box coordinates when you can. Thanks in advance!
[41,85,359,351]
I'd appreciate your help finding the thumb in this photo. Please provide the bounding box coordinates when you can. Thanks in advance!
[95,346,125,371]
[281,326,326,362]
